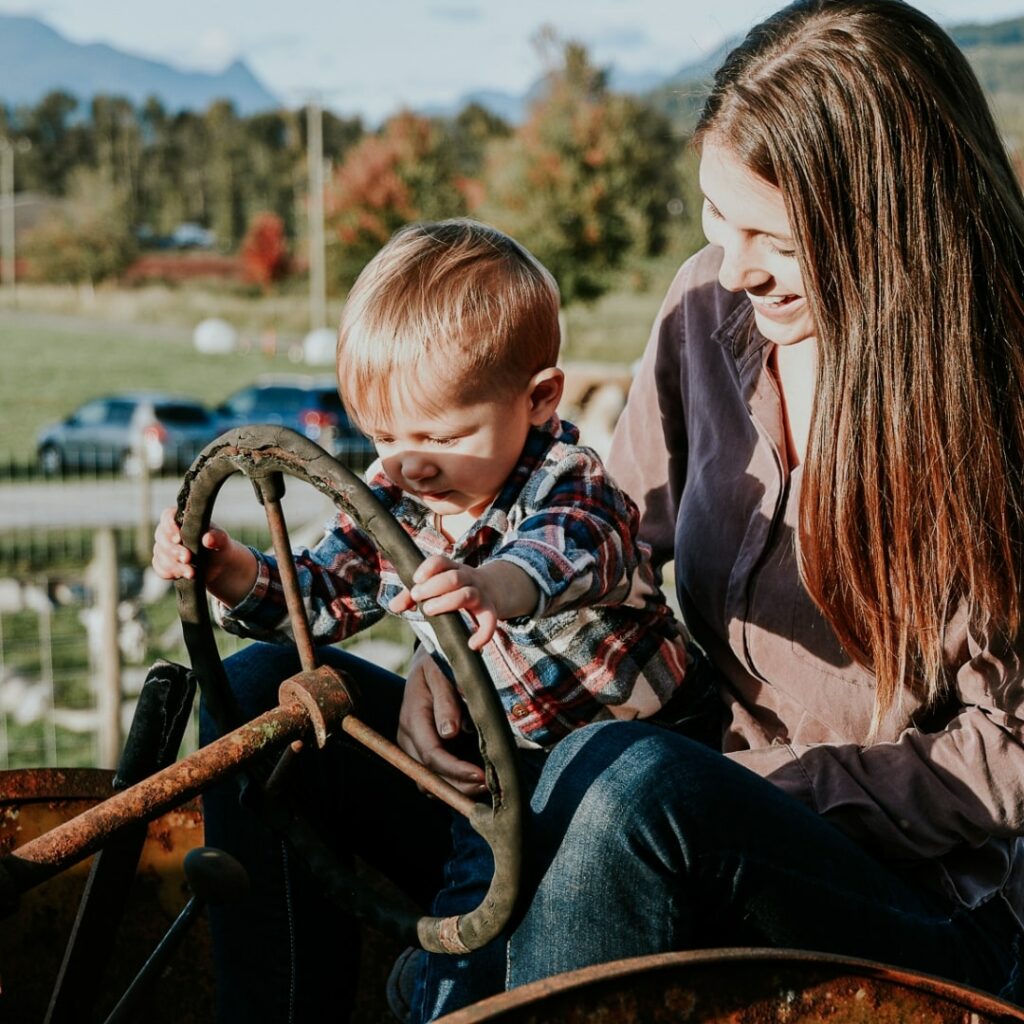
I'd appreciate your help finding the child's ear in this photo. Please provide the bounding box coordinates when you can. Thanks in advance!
[527,367,564,424]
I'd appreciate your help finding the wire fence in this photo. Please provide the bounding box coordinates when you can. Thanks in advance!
[0,466,414,772]
[0,436,376,485]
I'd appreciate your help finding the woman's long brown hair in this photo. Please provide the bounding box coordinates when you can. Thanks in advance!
[696,0,1024,729]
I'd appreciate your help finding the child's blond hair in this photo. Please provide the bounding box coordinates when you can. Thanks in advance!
[337,219,560,424]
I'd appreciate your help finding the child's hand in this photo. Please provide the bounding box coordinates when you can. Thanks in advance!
[389,555,498,649]
[389,555,539,650]
[151,506,243,592]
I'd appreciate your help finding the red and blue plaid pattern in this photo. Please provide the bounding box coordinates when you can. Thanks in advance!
[220,418,690,749]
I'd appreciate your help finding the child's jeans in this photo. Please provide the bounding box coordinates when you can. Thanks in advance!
[201,642,459,1023]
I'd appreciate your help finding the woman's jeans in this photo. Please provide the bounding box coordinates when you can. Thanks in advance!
[507,720,1022,1004]
[202,643,1023,1022]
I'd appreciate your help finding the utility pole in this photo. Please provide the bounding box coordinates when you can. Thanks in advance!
[0,136,30,306]
[306,99,328,332]
[1,138,15,301]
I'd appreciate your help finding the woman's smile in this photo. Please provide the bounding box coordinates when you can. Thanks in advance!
[745,291,807,321]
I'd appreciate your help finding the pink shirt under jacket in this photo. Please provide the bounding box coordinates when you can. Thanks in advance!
[606,244,1024,928]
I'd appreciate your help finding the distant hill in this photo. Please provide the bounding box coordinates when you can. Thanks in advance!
[3,9,1023,132]
[950,15,1024,99]
[643,35,742,134]
[0,14,280,115]
[434,12,1024,136]
[645,14,1024,134]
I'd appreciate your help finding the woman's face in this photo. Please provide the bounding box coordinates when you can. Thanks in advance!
[699,140,816,347]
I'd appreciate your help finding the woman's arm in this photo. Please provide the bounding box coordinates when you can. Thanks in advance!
[729,624,1024,860]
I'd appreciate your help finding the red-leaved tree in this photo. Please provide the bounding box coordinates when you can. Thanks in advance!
[240,211,290,288]
[323,111,469,288]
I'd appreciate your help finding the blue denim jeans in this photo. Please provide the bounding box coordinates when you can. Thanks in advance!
[202,646,1022,1021]
[506,720,1023,1004]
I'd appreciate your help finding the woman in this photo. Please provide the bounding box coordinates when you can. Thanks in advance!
[201,0,1024,1016]
[454,0,1024,1001]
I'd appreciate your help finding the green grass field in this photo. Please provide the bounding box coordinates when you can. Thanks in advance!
[0,258,687,462]
[0,319,298,462]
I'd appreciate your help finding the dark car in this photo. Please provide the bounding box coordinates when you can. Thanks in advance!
[36,392,218,476]
[213,375,376,467]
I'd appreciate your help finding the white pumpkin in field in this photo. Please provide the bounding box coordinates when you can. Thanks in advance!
[302,327,337,366]
[193,318,238,355]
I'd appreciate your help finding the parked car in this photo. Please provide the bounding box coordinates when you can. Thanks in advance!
[36,392,219,476]
[169,222,216,249]
[213,375,376,466]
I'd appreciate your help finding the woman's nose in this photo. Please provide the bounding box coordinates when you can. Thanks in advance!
[717,238,770,293]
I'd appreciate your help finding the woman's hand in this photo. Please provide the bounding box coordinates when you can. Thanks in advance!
[397,645,486,796]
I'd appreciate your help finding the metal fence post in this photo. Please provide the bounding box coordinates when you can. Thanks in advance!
[91,528,122,768]
[132,412,154,567]
[0,612,7,769]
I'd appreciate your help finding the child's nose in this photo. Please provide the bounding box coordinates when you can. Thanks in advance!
[401,453,437,481]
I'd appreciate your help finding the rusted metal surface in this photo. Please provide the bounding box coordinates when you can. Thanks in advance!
[257,470,319,673]
[435,948,1024,1023]
[278,664,355,748]
[0,766,118,803]
[2,666,352,895]
[47,660,197,1024]
[0,769,210,1024]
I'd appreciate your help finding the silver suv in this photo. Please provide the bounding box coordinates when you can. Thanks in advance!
[37,392,218,476]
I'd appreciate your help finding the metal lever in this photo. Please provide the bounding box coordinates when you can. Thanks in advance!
[102,847,249,1024]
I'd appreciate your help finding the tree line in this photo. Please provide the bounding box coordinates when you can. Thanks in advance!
[1,35,706,304]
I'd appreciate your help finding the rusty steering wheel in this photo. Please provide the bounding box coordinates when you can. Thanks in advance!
[174,425,523,955]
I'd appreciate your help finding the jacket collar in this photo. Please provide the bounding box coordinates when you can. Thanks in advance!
[489,415,576,516]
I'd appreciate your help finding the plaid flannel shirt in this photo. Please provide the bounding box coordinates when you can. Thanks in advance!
[219,417,689,749]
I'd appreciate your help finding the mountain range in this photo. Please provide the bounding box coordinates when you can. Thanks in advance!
[446,15,1024,132]
[2,11,1023,129]
[0,14,279,115]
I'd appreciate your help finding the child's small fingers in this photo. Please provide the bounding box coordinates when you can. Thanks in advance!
[420,587,477,618]
[469,613,496,649]
[413,555,456,585]
[410,570,465,604]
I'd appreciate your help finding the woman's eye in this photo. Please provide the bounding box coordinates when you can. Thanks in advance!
[767,241,797,258]
[703,199,723,220]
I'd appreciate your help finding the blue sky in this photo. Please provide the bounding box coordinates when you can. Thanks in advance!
[3,0,1024,121]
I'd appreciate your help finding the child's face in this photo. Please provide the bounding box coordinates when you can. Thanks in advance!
[362,388,542,519]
